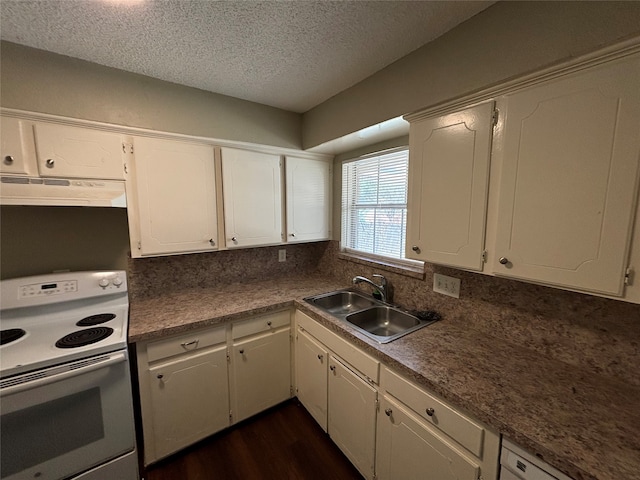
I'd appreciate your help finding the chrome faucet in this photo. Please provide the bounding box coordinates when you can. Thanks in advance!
[352,274,390,303]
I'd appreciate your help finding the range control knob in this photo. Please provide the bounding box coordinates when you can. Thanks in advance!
[112,277,123,287]
[98,278,110,288]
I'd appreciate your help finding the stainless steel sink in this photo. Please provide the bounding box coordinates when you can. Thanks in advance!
[304,289,438,343]
[306,290,377,315]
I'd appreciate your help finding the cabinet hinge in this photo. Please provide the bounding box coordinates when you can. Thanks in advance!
[137,241,141,250]
[226,347,231,363]
[123,162,128,175]
[481,250,487,263]
[492,109,499,127]
[290,386,294,397]
[624,267,633,286]
[375,398,380,412]
[229,411,233,422]
[122,142,133,154]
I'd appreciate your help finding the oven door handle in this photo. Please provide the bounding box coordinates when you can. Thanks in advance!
[1,351,127,397]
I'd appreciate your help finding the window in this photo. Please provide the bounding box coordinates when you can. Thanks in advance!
[341,148,409,261]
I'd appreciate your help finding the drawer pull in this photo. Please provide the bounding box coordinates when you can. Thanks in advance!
[4,155,14,165]
[267,321,272,327]
[317,354,323,361]
[329,365,336,372]
[239,349,245,355]
[385,408,392,417]
[181,340,199,349]
[157,374,164,379]
[426,407,435,417]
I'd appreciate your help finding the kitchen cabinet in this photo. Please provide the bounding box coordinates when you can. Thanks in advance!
[221,147,283,248]
[127,136,219,257]
[230,311,292,423]
[138,326,229,464]
[295,327,329,431]
[405,101,494,271]
[328,355,377,480]
[32,122,125,180]
[377,367,500,480]
[491,55,640,296]
[296,310,379,479]
[285,156,331,243]
[0,116,37,175]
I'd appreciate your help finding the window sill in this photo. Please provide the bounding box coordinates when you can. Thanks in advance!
[337,250,426,280]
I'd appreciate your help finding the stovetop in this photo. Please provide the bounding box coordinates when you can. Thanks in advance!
[0,271,129,378]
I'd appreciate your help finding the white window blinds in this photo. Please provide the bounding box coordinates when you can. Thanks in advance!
[342,149,408,260]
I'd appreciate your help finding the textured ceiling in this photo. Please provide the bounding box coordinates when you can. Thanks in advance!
[0,0,494,113]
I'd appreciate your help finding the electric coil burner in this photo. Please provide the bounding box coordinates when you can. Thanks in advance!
[0,329,26,346]
[0,271,138,480]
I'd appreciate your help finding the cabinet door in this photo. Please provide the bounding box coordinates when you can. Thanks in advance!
[130,137,218,256]
[295,327,329,431]
[231,328,291,423]
[221,147,282,248]
[33,123,125,179]
[376,395,480,480]
[0,117,36,175]
[148,346,230,460]
[493,57,640,295]
[328,355,377,480]
[406,102,494,271]
[285,156,331,242]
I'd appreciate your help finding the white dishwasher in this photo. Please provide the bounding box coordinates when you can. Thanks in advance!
[500,439,574,480]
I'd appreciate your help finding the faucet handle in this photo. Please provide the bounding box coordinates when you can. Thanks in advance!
[372,274,387,286]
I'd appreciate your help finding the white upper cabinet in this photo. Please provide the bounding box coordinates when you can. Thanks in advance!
[221,147,283,248]
[492,56,640,296]
[0,117,37,175]
[285,156,331,243]
[128,137,218,257]
[33,123,125,180]
[406,102,494,271]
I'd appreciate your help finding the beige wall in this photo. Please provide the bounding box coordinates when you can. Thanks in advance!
[0,42,302,149]
[302,1,640,148]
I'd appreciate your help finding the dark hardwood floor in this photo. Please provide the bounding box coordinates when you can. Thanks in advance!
[144,399,363,480]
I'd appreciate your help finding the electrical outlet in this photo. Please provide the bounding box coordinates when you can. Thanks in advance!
[278,249,286,262]
[433,273,460,298]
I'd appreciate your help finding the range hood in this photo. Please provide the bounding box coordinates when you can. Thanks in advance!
[0,176,127,207]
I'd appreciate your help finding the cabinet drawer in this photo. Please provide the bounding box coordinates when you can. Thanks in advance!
[232,310,290,339]
[382,367,485,457]
[147,326,226,363]
[296,310,379,384]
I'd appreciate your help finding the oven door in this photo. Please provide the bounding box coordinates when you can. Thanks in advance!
[0,350,136,480]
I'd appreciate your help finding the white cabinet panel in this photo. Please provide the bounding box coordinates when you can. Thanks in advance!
[148,346,230,460]
[493,57,640,295]
[406,102,494,271]
[295,327,328,431]
[129,137,218,257]
[33,123,125,179]
[221,147,283,248]
[285,156,331,242]
[231,327,291,423]
[1,117,36,175]
[328,355,377,480]
[376,395,480,480]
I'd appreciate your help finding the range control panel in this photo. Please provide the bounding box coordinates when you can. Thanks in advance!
[20,280,78,298]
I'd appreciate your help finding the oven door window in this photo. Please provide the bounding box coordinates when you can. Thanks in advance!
[0,353,135,480]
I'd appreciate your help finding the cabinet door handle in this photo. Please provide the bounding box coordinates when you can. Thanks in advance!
[499,257,509,265]
[157,374,164,380]
[385,408,392,417]
[239,349,245,355]
[317,354,323,361]
[4,155,14,165]
[46,158,55,168]
[181,340,199,349]
[426,407,435,417]
[329,365,336,372]
[209,239,215,246]
[290,233,296,237]
[267,321,272,327]
[411,245,420,253]
[231,237,238,242]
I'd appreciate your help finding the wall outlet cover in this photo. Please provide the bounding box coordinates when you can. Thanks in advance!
[278,249,286,262]
[433,273,460,298]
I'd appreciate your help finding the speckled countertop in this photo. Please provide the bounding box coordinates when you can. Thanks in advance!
[129,274,640,480]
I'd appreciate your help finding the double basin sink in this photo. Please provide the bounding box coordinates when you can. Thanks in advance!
[304,289,438,344]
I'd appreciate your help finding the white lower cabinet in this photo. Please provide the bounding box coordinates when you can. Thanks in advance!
[328,355,377,480]
[231,311,292,423]
[148,346,230,460]
[295,327,329,431]
[376,395,480,480]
